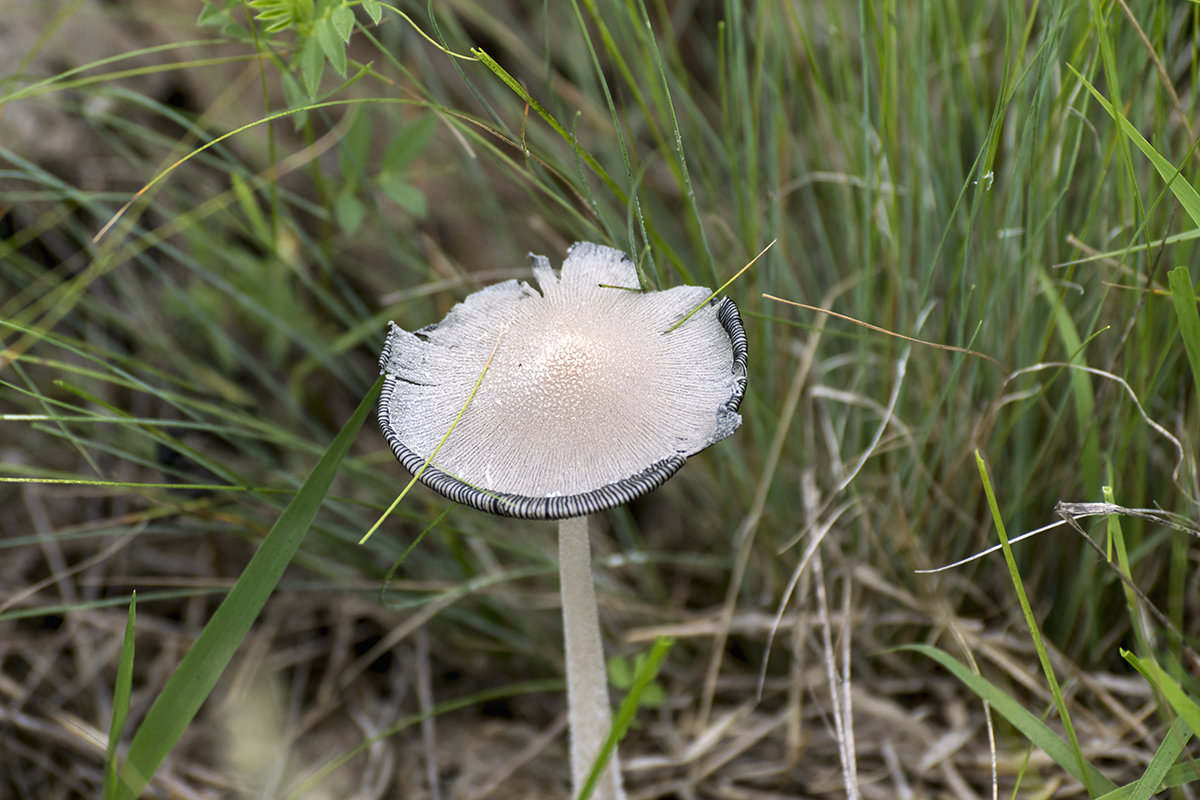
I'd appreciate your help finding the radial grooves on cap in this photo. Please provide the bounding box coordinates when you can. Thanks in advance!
[377,375,687,520]
[377,245,750,521]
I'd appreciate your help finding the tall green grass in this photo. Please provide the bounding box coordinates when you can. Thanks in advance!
[1,1,1198,796]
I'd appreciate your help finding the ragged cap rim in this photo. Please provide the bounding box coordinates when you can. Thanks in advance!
[377,295,746,519]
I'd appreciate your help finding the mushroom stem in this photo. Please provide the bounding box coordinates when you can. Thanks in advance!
[559,515,625,800]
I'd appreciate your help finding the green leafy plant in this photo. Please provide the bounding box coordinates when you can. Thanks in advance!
[607,651,666,713]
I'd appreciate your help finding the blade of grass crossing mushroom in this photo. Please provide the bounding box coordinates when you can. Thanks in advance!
[665,239,773,333]
[361,325,507,545]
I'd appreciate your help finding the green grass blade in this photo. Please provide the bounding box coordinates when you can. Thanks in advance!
[632,0,712,283]
[975,450,1097,795]
[1158,762,1200,794]
[1168,267,1200,404]
[103,593,136,800]
[1094,717,1193,800]
[569,0,655,283]
[1070,65,1200,228]
[1036,268,1100,496]
[905,644,1116,794]
[1124,651,1200,743]
[576,636,672,800]
[470,46,626,206]
[112,376,383,799]
[1102,485,1150,659]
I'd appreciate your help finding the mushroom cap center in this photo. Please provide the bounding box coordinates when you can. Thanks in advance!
[533,330,606,399]
[505,327,622,423]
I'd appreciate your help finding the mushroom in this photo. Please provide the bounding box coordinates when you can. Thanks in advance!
[378,242,747,800]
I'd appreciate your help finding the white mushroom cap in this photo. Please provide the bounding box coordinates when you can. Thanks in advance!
[378,242,747,519]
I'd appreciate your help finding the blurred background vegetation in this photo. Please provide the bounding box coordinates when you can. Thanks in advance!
[2,1,1199,797]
